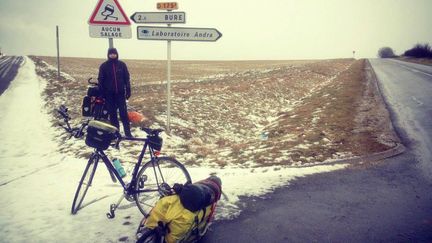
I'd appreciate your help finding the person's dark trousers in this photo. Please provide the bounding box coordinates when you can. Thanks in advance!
[105,93,132,137]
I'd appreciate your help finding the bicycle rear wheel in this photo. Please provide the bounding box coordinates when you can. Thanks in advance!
[71,154,99,214]
[136,228,162,243]
[134,157,191,216]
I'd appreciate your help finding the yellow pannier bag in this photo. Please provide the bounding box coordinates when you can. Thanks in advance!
[144,195,216,243]
[137,176,222,243]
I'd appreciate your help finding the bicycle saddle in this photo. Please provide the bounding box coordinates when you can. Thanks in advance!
[141,127,164,136]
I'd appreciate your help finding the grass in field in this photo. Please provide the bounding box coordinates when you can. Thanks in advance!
[30,56,398,167]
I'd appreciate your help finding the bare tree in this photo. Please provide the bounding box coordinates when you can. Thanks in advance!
[378,47,396,58]
[404,43,432,58]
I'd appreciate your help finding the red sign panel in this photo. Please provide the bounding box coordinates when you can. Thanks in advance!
[89,0,131,25]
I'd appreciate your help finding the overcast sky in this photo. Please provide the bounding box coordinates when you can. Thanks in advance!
[0,0,431,60]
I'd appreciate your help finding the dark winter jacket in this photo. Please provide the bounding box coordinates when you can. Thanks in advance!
[98,48,131,98]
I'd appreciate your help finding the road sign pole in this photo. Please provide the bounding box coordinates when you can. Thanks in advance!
[166,12,172,134]
[136,2,221,133]
[167,38,171,134]
[109,38,114,48]
[56,25,60,80]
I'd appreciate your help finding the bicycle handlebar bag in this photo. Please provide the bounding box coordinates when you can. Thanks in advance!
[85,120,118,150]
[148,135,163,151]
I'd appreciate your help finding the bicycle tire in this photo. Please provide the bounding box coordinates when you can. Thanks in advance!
[71,154,99,214]
[93,102,103,120]
[134,157,191,216]
[136,228,162,243]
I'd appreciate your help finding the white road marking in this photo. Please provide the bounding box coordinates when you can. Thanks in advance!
[0,56,12,65]
[0,57,16,79]
[395,62,432,77]
[411,68,432,77]
[12,57,20,65]
[0,57,12,70]
[0,61,11,76]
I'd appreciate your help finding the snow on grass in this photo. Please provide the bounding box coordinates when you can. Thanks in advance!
[37,57,354,167]
[38,59,75,82]
[0,57,349,242]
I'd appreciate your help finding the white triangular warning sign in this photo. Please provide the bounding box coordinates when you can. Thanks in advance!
[88,0,131,25]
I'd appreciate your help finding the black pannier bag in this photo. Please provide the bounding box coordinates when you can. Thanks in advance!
[85,120,118,150]
[82,96,92,117]
[92,97,109,120]
[100,105,109,120]
[87,86,101,97]
[178,178,222,212]
[148,135,163,151]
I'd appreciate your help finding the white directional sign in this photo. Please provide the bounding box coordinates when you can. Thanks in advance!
[131,12,186,24]
[137,26,222,42]
[88,0,131,39]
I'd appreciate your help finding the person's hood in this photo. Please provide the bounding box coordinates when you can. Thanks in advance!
[107,48,118,61]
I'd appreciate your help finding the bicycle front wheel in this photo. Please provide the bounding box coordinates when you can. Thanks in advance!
[134,157,191,216]
[71,154,98,214]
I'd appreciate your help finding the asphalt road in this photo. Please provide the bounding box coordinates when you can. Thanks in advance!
[0,56,24,96]
[371,59,432,178]
[203,59,432,243]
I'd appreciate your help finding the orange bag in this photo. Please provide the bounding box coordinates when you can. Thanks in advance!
[128,111,145,125]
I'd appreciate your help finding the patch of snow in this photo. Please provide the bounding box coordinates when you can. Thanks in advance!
[0,57,58,185]
[295,144,310,150]
[0,57,348,242]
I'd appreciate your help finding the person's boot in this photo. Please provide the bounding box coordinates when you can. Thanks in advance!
[123,121,133,137]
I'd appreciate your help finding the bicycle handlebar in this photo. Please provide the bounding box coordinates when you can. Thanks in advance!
[55,104,161,149]
[57,105,70,121]
[55,105,88,139]
[88,77,98,85]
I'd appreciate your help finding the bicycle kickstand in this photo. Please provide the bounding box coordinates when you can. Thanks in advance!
[106,194,125,219]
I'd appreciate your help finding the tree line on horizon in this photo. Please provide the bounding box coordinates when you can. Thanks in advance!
[378,43,432,58]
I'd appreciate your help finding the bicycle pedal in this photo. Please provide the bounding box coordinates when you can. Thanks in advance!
[106,212,115,219]
[107,204,116,219]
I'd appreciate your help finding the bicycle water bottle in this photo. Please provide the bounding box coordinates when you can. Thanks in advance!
[113,158,126,178]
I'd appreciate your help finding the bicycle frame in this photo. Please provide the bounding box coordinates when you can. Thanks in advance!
[95,136,162,195]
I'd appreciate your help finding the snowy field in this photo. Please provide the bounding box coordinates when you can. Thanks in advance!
[0,57,347,242]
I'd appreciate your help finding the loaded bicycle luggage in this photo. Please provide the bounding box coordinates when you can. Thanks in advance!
[85,120,118,150]
[136,176,222,243]
[82,78,109,120]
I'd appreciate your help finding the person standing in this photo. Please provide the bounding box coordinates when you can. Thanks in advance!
[98,48,132,137]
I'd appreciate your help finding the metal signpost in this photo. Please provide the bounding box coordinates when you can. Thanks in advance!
[56,26,60,80]
[132,2,222,133]
[88,0,132,48]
